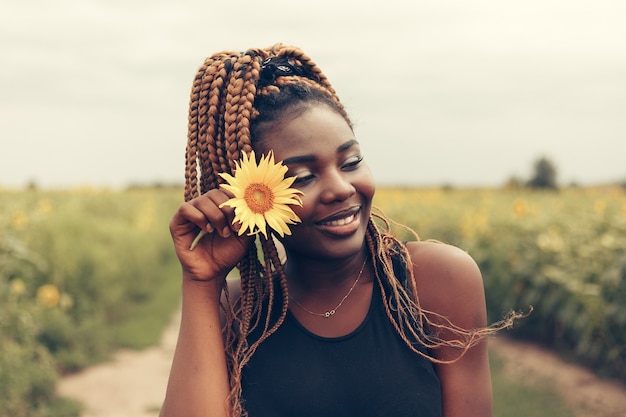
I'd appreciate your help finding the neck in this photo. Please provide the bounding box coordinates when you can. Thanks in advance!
[284,250,369,293]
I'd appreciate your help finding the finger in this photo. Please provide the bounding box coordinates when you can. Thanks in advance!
[216,195,241,235]
[195,190,235,238]
[172,201,214,234]
[215,186,241,233]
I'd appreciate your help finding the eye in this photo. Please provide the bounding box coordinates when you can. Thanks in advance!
[342,155,364,170]
[292,172,315,186]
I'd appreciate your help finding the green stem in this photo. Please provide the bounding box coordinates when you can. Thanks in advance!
[189,230,207,251]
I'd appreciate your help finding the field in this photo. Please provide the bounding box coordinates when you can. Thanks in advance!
[0,187,183,416]
[1,185,625,416]
[372,185,626,382]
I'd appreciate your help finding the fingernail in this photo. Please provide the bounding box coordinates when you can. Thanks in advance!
[206,223,214,233]
[222,227,231,238]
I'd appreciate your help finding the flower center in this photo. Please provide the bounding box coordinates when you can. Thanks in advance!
[244,183,274,214]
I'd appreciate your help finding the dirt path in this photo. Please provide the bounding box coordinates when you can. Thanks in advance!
[57,311,180,417]
[490,337,626,417]
[58,311,626,417]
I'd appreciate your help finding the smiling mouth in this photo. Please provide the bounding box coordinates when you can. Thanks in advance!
[317,207,360,225]
[319,212,357,226]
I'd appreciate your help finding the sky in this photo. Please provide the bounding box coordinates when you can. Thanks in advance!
[1,0,625,189]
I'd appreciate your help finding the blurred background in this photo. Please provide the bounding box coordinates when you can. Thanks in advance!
[1,0,625,189]
[1,1,626,417]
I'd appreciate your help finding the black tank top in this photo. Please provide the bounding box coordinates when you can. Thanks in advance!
[241,282,442,417]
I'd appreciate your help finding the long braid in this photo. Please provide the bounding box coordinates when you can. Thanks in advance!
[364,212,519,363]
[183,44,519,417]
[184,59,206,200]
[183,45,311,416]
[206,55,236,187]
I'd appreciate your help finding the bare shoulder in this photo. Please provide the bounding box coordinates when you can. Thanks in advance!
[405,241,487,329]
[406,242,492,413]
[406,240,482,287]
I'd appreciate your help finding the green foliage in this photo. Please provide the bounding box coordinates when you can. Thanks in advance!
[527,156,559,189]
[3,185,625,415]
[0,283,83,416]
[0,188,183,415]
[375,186,626,382]
[490,355,575,417]
[110,258,182,349]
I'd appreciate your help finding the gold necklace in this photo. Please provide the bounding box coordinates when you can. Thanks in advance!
[289,259,367,318]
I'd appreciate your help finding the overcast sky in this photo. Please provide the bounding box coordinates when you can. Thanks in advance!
[1,0,625,189]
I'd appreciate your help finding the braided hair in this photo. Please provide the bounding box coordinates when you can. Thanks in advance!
[184,44,516,416]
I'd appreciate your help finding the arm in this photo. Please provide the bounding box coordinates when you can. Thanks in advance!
[160,190,252,417]
[160,279,230,417]
[408,241,492,417]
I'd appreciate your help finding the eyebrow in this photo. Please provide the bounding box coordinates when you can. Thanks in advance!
[337,139,359,153]
[282,139,359,165]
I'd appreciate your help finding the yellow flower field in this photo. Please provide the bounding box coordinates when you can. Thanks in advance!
[374,185,626,382]
[0,187,183,417]
[1,185,625,416]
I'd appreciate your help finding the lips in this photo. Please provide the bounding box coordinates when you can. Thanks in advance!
[315,207,361,236]
[319,213,357,227]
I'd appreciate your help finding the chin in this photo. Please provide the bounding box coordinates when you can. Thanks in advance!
[284,225,369,261]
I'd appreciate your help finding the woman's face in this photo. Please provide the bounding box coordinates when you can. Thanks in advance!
[254,104,375,260]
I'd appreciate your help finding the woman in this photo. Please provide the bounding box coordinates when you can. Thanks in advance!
[161,44,515,417]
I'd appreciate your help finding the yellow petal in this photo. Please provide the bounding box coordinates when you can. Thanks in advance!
[218,150,304,239]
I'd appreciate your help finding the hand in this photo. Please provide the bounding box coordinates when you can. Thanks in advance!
[169,189,253,282]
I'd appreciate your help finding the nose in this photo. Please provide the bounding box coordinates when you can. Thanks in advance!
[319,169,355,204]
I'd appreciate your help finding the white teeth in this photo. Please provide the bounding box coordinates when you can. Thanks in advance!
[322,214,355,226]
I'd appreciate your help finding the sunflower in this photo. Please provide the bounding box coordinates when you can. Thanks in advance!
[219,150,303,239]
[36,284,60,308]
[189,151,304,249]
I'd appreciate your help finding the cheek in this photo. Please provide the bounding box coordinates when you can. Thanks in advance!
[357,166,376,201]
[292,195,314,220]
[291,169,376,216]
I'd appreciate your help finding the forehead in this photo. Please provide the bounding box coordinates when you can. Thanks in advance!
[254,105,356,160]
